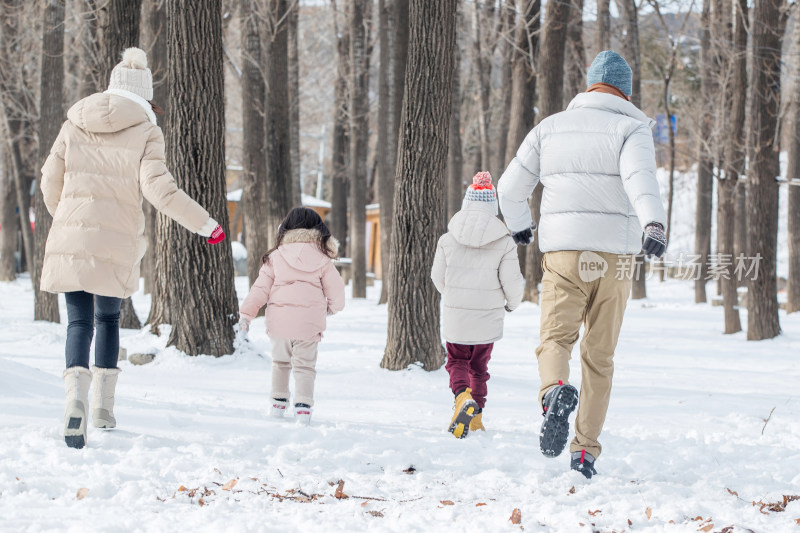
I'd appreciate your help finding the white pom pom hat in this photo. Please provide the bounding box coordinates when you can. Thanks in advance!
[108,48,153,101]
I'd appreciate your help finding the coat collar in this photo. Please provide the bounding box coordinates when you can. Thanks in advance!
[281,228,339,255]
[566,92,655,128]
[104,88,157,125]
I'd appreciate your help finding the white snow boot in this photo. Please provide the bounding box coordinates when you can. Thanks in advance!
[91,366,121,429]
[294,403,312,425]
[270,398,289,418]
[63,367,92,449]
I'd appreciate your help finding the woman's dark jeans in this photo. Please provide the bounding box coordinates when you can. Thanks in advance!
[65,291,122,369]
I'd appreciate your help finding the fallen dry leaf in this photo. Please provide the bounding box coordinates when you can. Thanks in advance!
[646,507,652,520]
[213,468,222,475]
[440,500,455,506]
[361,501,368,507]
[510,508,522,525]
[335,480,348,499]
[698,524,714,532]
[568,486,576,495]
[588,509,601,516]
[76,488,89,500]
[795,518,800,525]
[222,479,237,491]
[476,502,487,507]
[628,519,633,526]
[178,485,187,492]
[726,488,739,497]
[367,510,384,518]
[198,498,205,506]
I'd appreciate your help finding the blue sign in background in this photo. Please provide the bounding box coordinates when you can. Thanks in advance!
[654,113,677,144]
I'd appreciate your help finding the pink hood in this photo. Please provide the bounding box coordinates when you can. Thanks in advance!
[240,229,345,342]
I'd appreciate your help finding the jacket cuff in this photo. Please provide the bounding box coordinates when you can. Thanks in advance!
[197,218,218,238]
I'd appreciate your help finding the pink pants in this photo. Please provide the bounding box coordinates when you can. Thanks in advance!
[445,342,493,409]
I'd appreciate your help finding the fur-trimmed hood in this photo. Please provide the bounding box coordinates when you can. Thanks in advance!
[276,228,339,272]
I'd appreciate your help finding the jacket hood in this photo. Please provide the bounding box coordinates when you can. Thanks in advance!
[448,204,509,248]
[567,92,655,128]
[67,93,151,133]
[276,228,339,272]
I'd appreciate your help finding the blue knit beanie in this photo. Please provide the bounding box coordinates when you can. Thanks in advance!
[586,51,633,96]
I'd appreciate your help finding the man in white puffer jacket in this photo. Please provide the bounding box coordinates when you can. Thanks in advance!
[498,51,668,478]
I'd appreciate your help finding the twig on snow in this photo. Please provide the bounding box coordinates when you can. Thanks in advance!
[762,407,776,436]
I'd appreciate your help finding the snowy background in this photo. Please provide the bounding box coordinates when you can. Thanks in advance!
[0,168,798,532]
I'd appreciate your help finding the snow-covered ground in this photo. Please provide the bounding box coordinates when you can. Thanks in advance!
[1,276,799,532]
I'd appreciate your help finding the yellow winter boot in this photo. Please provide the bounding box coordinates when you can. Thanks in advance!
[448,388,479,439]
[469,412,485,432]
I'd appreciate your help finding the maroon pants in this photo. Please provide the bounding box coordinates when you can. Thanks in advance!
[445,342,493,409]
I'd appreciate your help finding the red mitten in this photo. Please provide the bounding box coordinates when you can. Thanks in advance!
[207,225,225,244]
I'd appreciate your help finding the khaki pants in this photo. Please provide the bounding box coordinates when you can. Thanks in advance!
[536,251,633,458]
[271,338,319,407]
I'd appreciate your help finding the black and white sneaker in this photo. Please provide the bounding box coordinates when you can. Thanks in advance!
[539,380,579,458]
[570,450,597,479]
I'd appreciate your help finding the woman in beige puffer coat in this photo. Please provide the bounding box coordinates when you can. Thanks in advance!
[431,172,525,439]
[40,48,224,449]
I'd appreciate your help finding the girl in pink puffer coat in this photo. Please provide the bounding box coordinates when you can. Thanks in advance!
[239,207,345,424]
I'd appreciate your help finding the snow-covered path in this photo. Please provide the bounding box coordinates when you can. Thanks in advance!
[1,277,799,532]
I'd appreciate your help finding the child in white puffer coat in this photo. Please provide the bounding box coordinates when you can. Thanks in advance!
[431,172,525,439]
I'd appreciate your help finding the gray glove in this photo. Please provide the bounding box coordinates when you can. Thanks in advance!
[642,223,667,258]
[511,222,536,246]
[504,304,513,312]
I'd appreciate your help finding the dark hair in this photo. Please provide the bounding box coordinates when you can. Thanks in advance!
[261,207,336,264]
[150,101,164,115]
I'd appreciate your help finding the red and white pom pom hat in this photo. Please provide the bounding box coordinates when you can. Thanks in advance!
[464,171,496,203]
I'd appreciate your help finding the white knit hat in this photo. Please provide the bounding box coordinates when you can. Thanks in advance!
[108,48,153,101]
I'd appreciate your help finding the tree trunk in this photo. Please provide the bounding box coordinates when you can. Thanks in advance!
[506,0,539,281]
[34,0,65,322]
[595,0,610,53]
[240,0,269,286]
[745,0,784,340]
[523,0,568,303]
[288,1,302,206]
[141,0,167,296]
[78,0,100,98]
[716,0,743,332]
[381,0,457,371]
[0,0,35,287]
[494,0,515,174]
[264,0,293,249]
[471,1,492,173]
[348,0,371,299]
[377,0,394,304]
[694,0,713,304]
[505,0,539,169]
[0,159,15,281]
[392,0,409,159]
[618,0,646,298]
[163,0,238,356]
[447,8,464,221]
[788,8,800,314]
[330,1,349,254]
[563,0,585,104]
[100,0,142,80]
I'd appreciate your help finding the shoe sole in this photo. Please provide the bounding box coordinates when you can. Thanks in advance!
[539,385,579,458]
[449,400,478,439]
[64,400,87,449]
[64,416,85,449]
